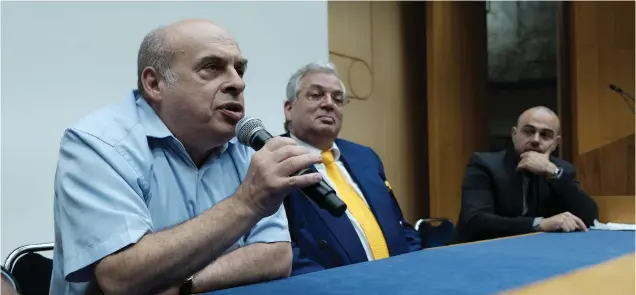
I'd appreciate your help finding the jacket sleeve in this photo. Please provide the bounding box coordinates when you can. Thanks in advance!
[289,241,326,276]
[547,161,599,226]
[371,148,422,252]
[283,196,327,276]
[459,154,536,241]
[401,220,423,252]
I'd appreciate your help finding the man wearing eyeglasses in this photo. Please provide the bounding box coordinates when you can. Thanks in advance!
[280,62,422,276]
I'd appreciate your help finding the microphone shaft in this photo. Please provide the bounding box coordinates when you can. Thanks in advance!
[621,93,635,113]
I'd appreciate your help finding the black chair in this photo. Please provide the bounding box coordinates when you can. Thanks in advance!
[415,218,455,248]
[4,243,54,295]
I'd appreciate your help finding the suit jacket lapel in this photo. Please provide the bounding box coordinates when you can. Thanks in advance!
[337,140,408,256]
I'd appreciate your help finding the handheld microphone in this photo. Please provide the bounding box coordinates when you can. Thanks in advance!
[236,117,347,217]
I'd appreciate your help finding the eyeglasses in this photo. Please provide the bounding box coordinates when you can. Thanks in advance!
[301,89,349,107]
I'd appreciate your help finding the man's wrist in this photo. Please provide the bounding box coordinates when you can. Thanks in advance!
[180,274,195,295]
[544,163,563,179]
[191,271,203,294]
[544,162,557,175]
[234,184,261,218]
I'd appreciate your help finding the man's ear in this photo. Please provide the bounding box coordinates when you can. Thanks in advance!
[141,67,162,103]
[284,100,293,121]
[554,134,562,150]
[511,126,517,137]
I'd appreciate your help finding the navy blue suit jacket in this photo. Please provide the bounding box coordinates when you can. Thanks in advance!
[283,136,422,276]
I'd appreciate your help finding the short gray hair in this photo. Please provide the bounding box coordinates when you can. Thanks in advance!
[285,61,347,102]
[136,27,179,99]
[283,61,346,132]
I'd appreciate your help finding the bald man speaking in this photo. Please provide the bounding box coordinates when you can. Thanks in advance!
[455,106,599,243]
[49,19,323,295]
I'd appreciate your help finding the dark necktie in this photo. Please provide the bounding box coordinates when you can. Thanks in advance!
[521,172,530,216]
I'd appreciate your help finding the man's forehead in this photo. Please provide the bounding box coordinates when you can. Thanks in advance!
[519,117,559,132]
[194,46,246,63]
[521,122,556,132]
[172,38,246,67]
[302,72,342,89]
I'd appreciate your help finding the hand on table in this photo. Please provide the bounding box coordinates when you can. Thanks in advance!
[540,212,588,232]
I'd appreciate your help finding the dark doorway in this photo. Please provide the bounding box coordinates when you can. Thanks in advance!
[486,1,560,156]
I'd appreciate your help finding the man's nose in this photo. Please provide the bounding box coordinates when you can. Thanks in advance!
[320,94,336,108]
[221,68,246,97]
[529,133,541,146]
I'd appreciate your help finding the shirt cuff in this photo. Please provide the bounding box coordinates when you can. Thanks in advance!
[532,217,543,232]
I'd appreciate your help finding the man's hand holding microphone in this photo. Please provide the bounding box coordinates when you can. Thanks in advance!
[234,117,347,218]
[237,136,324,217]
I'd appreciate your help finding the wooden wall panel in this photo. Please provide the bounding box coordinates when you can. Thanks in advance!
[591,195,636,224]
[426,2,489,222]
[571,2,635,155]
[328,2,424,222]
[569,1,635,201]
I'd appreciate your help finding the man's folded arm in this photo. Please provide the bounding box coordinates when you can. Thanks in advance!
[547,163,599,225]
[191,205,293,292]
[459,155,536,241]
[191,242,291,292]
[56,129,263,295]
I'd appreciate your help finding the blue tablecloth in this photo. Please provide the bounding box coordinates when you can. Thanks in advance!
[212,231,635,295]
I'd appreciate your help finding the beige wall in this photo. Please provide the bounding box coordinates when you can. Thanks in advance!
[328,1,423,222]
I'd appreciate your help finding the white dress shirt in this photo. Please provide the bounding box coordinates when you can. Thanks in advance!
[290,134,376,261]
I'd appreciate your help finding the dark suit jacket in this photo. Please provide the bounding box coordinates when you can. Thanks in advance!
[454,148,599,243]
[282,134,421,276]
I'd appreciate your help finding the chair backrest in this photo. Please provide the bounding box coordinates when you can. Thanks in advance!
[415,218,455,248]
[4,243,54,295]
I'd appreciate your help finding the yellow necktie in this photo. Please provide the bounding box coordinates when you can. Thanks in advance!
[321,150,390,260]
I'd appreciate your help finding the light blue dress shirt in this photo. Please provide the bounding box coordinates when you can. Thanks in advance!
[49,90,290,295]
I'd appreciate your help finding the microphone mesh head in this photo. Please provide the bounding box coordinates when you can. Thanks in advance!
[236,117,264,145]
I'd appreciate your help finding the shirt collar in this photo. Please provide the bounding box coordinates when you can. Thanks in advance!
[289,133,340,161]
[220,137,238,155]
[134,90,174,139]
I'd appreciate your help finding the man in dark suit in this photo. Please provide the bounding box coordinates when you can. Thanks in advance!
[281,61,421,276]
[455,106,599,243]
